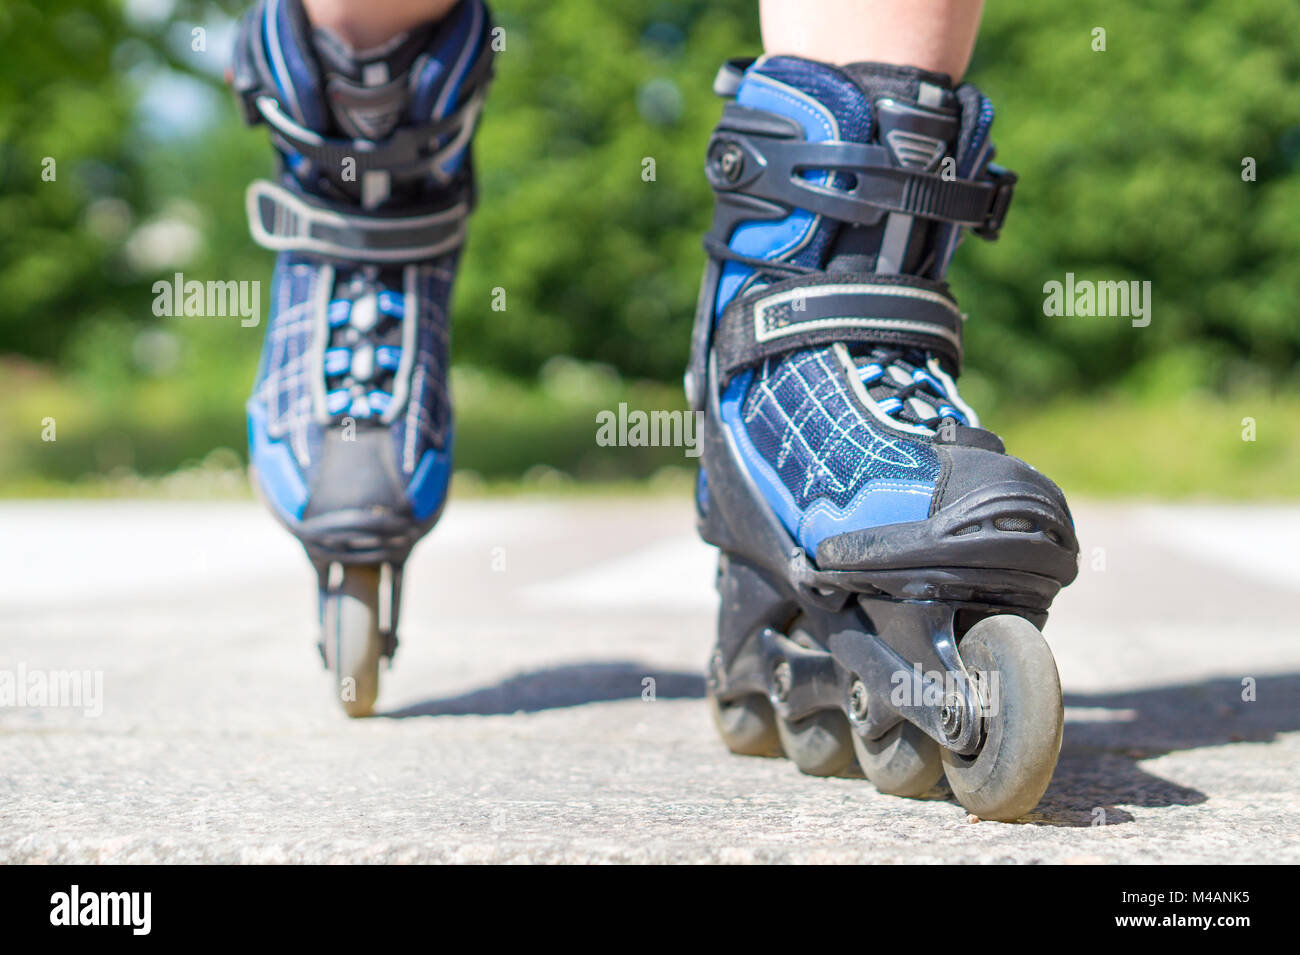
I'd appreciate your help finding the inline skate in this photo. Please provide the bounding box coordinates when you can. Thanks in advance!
[232,0,494,715]
[687,56,1079,819]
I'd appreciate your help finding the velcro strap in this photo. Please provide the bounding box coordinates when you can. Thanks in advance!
[246,180,468,262]
[715,273,964,382]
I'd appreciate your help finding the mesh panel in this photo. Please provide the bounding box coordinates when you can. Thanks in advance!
[741,348,940,511]
[993,516,1035,532]
[252,255,322,479]
[392,258,456,475]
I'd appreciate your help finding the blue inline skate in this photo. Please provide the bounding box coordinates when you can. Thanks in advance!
[232,0,494,715]
[688,57,1079,819]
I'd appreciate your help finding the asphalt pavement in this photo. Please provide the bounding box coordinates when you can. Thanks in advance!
[1,497,1297,863]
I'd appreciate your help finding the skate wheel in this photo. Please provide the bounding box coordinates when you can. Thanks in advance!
[940,615,1064,821]
[708,691,781,757]
[774,709,856,777]
[320,565,383,718]
[853,720,944,797]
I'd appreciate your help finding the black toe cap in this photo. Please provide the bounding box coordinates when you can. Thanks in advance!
[816,444,1079,585]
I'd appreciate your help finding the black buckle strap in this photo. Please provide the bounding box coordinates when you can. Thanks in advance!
[714,272,965,385]
[250,91,487,180]
[705,104,1015,237]
[230,7,495,182]
[973,163,1016,239]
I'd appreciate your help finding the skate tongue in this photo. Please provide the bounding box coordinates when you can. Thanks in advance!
[838,61,955,109]
[311,25,436,140]
[830,65,964,423]
[822,63,961,276]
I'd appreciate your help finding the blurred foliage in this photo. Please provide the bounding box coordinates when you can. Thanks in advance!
[0,0,146,361]
[0,0,1298,492]
[955,0,1300,403]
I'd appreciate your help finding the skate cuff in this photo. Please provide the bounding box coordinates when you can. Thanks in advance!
[706,105,1016,238]
[714,273,965,382]
[247,87,489,181]
[246,180,469,262]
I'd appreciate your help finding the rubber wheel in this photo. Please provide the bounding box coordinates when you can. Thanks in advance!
[708,691,781,757]
[853,720,945,797]
[940,614,1064,821]
[775,709,856,777]
[321,565,383,718]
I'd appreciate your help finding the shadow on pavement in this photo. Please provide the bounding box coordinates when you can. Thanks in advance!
[1026,673,1300,827]
[384,663,1297,829]
[380,661,706,718]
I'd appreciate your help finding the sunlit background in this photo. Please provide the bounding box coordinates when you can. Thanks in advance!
[1,0,1297,498]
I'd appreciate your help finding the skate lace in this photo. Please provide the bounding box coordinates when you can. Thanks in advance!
[851,346,967,429]
[704,236,968,431]
[322,267,408,421]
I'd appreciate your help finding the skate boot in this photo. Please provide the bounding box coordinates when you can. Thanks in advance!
[688,57,1079,819]
[231,0,494,716]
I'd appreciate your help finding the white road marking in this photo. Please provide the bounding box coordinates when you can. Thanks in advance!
[1136,506,1300,592]
[522,536,718,612]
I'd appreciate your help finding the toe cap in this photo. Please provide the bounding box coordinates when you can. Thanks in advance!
[816,444,1079,585]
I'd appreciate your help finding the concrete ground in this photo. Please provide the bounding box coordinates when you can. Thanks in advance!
[1,497,1297,864]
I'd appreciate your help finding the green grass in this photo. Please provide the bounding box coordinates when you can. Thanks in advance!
[996,390,1299,500]
[1,354,1296,500]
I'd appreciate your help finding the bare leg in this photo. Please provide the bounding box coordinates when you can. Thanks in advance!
[760,0,985,79]
[302,0,460,48]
